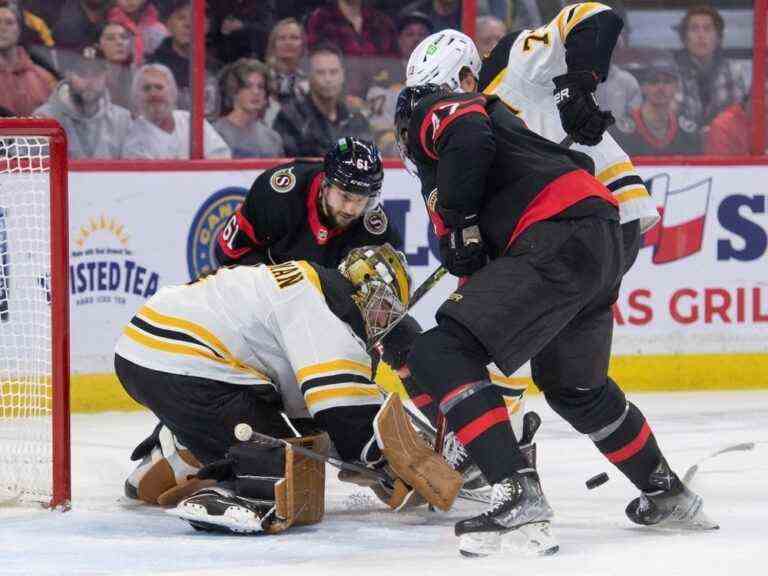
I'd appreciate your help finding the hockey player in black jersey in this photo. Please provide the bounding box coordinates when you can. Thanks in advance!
[214,137,401,269]
[394,84,716,557]
[212,137,422,381]
[403,5,659,475]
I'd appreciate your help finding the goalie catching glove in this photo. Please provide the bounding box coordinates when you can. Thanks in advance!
[338,394,462,511]
[373,394,463,511]
[169,433,329,534]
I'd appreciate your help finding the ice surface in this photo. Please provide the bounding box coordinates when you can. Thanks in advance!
[1,391,766,576]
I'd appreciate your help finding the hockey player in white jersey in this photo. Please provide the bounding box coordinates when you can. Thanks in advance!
[402,3,660,489]
[406,3,659,249]
[114,244,462,533]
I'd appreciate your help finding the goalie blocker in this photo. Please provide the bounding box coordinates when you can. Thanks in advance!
[170,396,462,534]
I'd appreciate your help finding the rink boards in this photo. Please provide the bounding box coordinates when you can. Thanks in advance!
[2,164,765,411]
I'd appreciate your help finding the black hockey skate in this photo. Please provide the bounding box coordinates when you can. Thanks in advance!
[625,459,719,531]
[169,485,275,534]
[455,470,558,558]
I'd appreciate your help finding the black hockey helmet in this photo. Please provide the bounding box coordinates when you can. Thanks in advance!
[324,137,384,201]
[394,84,447,174]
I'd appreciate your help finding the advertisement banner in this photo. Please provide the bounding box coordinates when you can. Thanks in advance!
[66,166,768,372]
[3,163,761,407]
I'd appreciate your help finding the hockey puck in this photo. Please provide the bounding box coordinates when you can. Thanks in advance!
[585,472,609,490]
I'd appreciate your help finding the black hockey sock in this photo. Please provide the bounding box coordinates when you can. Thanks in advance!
[590,402,663,491]
[401,372,439,426]
[440,379,528,484]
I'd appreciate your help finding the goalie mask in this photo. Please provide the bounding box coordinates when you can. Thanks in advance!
[339,244,411,341]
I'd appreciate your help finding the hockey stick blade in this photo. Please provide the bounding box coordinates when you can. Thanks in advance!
[682,442,756,484]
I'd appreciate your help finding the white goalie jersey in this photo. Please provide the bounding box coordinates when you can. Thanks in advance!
[479,2,659,231]
[114,262,381,422]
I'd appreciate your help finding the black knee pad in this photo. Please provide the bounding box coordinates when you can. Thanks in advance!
[544,377,627,434]
[407,318,489,400]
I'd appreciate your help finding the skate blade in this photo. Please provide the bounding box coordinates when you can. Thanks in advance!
[459,522,559,558]
[168,501,268,534]
[654,509,719,531]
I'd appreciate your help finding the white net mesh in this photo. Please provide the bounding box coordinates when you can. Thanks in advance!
[0,136,55,504]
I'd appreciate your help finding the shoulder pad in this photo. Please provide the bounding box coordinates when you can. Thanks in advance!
[415,93,488,160]
[478,31,521,90]
[678,115,699,133]
[266,161,321,195]
[363,205,388,236]
[269,166,298,193]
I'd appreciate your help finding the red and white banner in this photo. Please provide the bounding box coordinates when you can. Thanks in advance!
[644,176,711,263]
[45,164,768,373]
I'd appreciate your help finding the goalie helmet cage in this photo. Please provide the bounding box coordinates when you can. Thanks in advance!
[0,118,70,509]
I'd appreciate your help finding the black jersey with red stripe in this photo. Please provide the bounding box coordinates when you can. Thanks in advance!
[214,160,401,268]
[406,91,618,258]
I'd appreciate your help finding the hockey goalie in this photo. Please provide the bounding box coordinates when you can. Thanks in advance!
[113,244,461,534]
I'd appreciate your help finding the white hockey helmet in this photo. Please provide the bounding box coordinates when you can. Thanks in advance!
[406,29,482,91]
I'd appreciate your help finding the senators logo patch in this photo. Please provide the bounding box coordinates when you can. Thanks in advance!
[270,168,296,193]
[363,207,388,235]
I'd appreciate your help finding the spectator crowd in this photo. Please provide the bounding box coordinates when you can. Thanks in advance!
[0,1,760,159]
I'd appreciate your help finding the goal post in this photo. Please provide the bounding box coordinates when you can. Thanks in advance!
[0,118,70,509]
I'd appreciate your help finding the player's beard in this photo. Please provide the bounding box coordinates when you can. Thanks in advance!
[319,191,356,229]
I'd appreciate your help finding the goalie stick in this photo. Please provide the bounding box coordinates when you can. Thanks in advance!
[366,265,448,439]
[237,425,382,481]
[236,426,491,505]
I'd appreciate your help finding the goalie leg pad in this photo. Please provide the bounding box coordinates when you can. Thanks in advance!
[268,434,329,533]
[125,424,202,505]
[374,394,462,511]
[172,433,329,534]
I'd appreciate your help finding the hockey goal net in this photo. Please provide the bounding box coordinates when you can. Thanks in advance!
[0,119,70,508]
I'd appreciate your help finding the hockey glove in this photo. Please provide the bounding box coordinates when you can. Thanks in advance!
[439,213,487,277]
[380,314,421,373]
[553,71,615,146]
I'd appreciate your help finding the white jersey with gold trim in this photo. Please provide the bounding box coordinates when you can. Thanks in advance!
[480,2,659,231]
[114,262,380,421]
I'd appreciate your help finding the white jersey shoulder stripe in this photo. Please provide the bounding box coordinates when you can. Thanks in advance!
[123,324,269,381]
[136,304,234,360]
[296,359,372,384]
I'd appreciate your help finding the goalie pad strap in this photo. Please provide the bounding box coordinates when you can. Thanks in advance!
[373,395,462,511]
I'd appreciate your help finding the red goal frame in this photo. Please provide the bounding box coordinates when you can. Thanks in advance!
[0,118,70,508]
